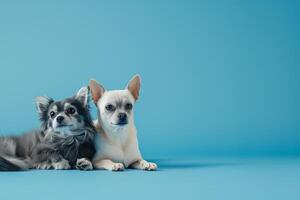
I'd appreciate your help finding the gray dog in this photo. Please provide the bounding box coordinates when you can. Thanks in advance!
[0,87,96,171]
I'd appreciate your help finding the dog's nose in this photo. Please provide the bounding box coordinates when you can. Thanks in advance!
[118,113,127,121]
[56,116,65,123]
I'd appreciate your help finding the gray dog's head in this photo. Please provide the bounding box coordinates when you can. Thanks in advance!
[36,87,94,136]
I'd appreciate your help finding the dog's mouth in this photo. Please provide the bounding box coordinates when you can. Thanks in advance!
[111,122,128,126]
[56,124,73,128]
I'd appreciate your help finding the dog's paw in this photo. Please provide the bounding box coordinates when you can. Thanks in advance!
[76,158,93,171]
[52,159,71,170]
[147,162,158,170]
[111,163,125,171]
[140,160,157,171]
[35,162,52,170]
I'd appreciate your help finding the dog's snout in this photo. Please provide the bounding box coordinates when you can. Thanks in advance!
[118,113,127,122]
[56,116,65,123]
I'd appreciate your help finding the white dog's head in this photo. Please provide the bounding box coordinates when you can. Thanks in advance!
[89,75,141,134]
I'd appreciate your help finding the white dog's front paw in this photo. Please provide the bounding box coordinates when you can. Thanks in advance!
[76,158,93,170]
[140,160,157,171]
[147,162,158,170]
[52,159,71,170]
[111,163,125,171]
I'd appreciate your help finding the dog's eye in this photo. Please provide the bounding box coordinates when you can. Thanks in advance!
[49,111,56,118]
[125,103,133,110]
[67,107,76,114]
[105,104,116,112]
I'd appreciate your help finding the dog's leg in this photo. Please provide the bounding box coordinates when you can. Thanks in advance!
[32,147,71,170]
[93,159,124,171]
[76,158,93,170]
[131,160,157,171]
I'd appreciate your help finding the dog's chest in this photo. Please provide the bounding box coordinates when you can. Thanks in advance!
[94,133,141,167]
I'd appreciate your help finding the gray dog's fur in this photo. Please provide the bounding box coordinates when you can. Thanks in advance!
[0,87,96,171]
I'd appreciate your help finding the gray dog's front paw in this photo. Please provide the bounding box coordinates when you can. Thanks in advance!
[52,159,71,170]
[35,162,52,170]
[76,158,93,170]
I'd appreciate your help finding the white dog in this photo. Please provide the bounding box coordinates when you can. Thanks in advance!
[89,75,157,171]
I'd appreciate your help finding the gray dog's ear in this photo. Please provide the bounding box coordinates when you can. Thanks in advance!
[89,79,105,104]
[35,96,54,114]
[76,87,89,107]
[126,74,141,101]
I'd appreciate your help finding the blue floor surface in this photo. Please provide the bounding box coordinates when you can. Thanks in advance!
[0,157,299,200]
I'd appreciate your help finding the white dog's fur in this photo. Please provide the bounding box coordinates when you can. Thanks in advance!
[90,75,157,171]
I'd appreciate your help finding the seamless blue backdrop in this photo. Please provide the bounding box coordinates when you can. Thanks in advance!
[0,0,299,158]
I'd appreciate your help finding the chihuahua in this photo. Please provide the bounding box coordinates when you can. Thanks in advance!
[0,87,96,171]
[89,75,157,171]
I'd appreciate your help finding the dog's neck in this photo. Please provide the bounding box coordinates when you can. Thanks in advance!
[44,126,95,142]
[95,119,136,146]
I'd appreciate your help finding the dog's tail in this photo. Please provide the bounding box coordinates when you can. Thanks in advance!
[0,155,29,171]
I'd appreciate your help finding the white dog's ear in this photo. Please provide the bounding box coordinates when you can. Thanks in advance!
[89,79,105,104]
[126,74,141,101]
[76,87,89,106]
[35,96,54,114]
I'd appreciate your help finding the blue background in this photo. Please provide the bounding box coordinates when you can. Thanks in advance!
[0,1,300,200]
[0,0,299,158]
